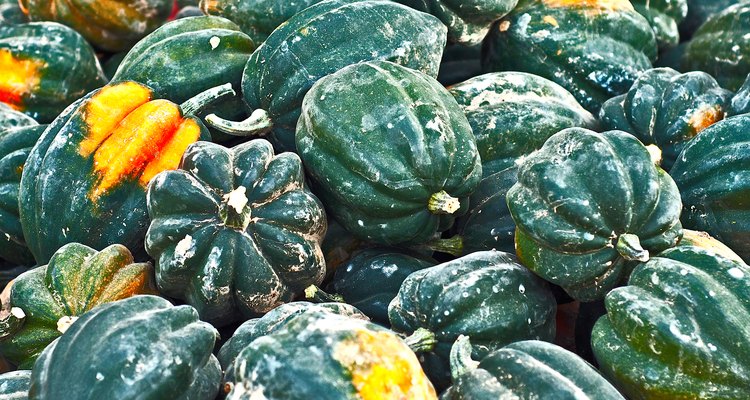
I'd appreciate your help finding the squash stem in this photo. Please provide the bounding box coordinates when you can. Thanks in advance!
[304,285,345,303]
[420,235,463,257]
[428,190,460,215]
[403,328,437,353]
[180,83,236,116]
[205,109,274,137]
[450,335,479,381]
[616,233,649,262]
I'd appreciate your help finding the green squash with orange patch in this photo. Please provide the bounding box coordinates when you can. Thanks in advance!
[18,81,233,264]
[0,243,157,369]
[0,22,107,123]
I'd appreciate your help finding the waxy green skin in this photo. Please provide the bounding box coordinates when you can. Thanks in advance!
[0,105,37,131]
[0,243,157,369]
[0,0,26,25]
[730,74,750,117]
[388,250,556,388]
[0,370,30,399]
[508,128,684,301]
[0,23,106,123]
[443,340,625,399]
[328,248,436,325]
[600,68,732,171]
[679,0,735,39]
[631,0,687,50]
[112,16,256,105]
[669,115,750,263]
[393,0,518,45]
[146,140,327,327]
[298,61,482,246]
[592,244,750,398]
[239,0,447,151]
[28,295,221,400]
[682,4,750,92]
[482,0,657,113]
[449,72,597,176]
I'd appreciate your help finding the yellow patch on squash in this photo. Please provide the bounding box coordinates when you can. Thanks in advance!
[542,15,559,27]
[687,105,724,137]
[333,329,437,400]
[0,49,46,111]
[542,0,633,13]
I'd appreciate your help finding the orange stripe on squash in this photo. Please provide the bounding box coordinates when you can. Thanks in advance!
[541,0,633,12]
[0,49,46,111]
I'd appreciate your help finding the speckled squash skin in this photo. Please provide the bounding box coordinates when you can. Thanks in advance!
[0,105,36,131]
[0,243,157,369]
[219,0,447,152]
[448,72,598,176]
[443,339,625,399]
[328,248,437,325]
[730,74,750,117]
[388,251,557,389]
[146,140,327,327]
[681,4,750,92]
[0,370,30,399]
[18,0,173,52]
[224,311,437,400]
[599,68,732,171]
[592,242,750,398]
[482,0,657,113]
[393,0,518,45]
[669,115,750,263]
[19,81,216,265]
[507,128,684,301]
[630,0,687,50]
[28,295,221,400]
[0,22,106,123]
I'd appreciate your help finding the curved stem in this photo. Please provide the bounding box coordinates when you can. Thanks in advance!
[617,233,649,262]
[304,285,345,303]
[450,335,479,381]
[428,190,460,215]
[422,235,463,257]
[403,328,437,353]
[180,83,236,116]
[205,109,273,137]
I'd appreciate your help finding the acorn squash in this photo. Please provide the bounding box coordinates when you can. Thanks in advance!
[0,370,30,399]
[0,0,26,25]
[631,0,687,50]
[730,74,750,117]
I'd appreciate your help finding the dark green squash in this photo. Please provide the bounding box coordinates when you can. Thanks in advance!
[0,105,36,131]
[145,139,327,327]
[0,370,30,399]
[19,82,232,265]
[388,250,557,389]
[224,311,437,399]
[448,72,598,176]
[599,67,732,171]
[443,337,624,399]
[174,5,204,19]
[631,0,687,50]
[730,74,750,117]
[592,240,750,398]
[0,243,157,369]
[681,3,750,92]
[297,60,482,246]
[19,0,173,52]
[508,128,684,301]
[438,43,482,86]
[679,0,736,39]
[0,0,27,25]
[482,0,657,113]
[669,114,750,263]
[28,295,221,400]
[393,0,518,45]
[0,22,107,123]
[205,0,447,152]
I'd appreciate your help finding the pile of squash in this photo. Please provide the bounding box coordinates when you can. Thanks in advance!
[1,0,749,398]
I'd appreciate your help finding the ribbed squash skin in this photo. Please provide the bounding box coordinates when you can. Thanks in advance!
[19,81,211,265]
[240,0,447,151]
[388,251,556,388]
[146,140,327,326]
[443,340,624,399]
[225,312,437,399]
[631,0,687,49]
[592,243,750,398]
[112,16,256,105]
[730,74,750,117]
[669,115,750,263]
[19,0,173,52]
[393,0,518,45]
[0,243,157,369]
[298,60,481,246]
[448,72,597,176]
[682,4,750,92]
[0,22,106,123]
[28,295,221,400]
[0,370,30,399]
[482,0,657,113]
[508,128,683,301]
[328,248,437,325]
[599,68,732,171]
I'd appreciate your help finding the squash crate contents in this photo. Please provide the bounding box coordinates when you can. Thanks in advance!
[1,0,750,399]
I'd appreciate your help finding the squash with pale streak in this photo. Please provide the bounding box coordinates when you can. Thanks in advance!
[19,0,173,52]
[730,74,750,117]
[507,128,683,301]
[0,243,157,369]
[0,370,30,399]
[0,22,106,123]
[19,81,228,265]
[599,68,732,171]
[630,0,687,49]
[145,139,327,327]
